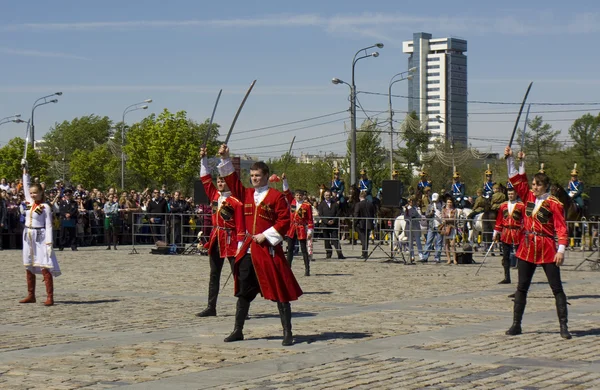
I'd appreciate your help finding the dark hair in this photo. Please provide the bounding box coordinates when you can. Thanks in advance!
[532,172,550,188]
[250,161,269,176]
[29,183,46,202]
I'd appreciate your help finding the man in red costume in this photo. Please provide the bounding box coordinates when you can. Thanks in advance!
[282,174,314,276]
[217,144,303,346]
[196,148,245,317]
[493,183,525,285]
[505,146,571,339]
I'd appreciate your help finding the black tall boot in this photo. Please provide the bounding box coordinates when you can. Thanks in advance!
[224,297,250,342]
[555,292,572,340]
[278,302,294,346]
[196,276,220,317]
[499,259,511,284]
[304,256,310,276]
[506,291,526,335]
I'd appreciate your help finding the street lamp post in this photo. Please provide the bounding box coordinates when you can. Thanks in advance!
[121,99,152,189]
[388,67,417,179]
[0,116,26,127]
[333,43,383,187]
[30,93,62,147]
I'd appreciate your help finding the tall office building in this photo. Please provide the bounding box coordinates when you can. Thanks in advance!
[402,32,467,145]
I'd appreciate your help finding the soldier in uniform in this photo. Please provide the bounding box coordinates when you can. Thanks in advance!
[54,188,79,251]
[417,170,432,193]
[483,165,495,199]
[566,164,584,210]
[493,182,525,284]
[330,168,345,206]
[282,174,314,276]
[451,171,466,209]
[196,148,245,317]
[358,169,373,202]
[217,144,302,346]
[505,146,571,340]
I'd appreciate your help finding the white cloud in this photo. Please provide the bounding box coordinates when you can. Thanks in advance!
[3,12,600,40]
[0,47,90,60]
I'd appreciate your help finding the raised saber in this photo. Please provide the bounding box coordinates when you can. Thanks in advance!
[224,80,257,144]
[283,136,296,172]
[475,241,496,276]
[202,89,222,149]
[23,119,31,161]
[519,103,531,152]
[508,82,533,148]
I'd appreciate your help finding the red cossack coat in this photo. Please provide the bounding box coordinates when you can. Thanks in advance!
[494,200,525,246]
[201,174,245,258]
[283,191,314,240]
[509,173,568,264]
[224,172,303,302]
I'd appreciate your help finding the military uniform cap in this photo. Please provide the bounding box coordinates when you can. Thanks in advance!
[360,169,367,175]
[453,171,460,178]
[419,170,427,177]
[392,170,399,176]
[570,163,578,176]
[333,168,340,174]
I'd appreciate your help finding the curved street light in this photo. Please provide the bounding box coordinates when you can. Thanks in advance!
[30,92,62,147]
[121,99,152,189]
[332,43,383,187]
[388,67,418,178]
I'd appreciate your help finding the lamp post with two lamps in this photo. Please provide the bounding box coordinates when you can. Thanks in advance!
[388,67,417,179]
[0,114,26,127]
[332,43,383,187]
[30,93,62,147]
[121,99,152,189]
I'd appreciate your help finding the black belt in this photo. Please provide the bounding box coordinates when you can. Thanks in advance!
[505,226,521,230]
[25,226,44,230]
[216,227,232,231]
[525,230,552,238]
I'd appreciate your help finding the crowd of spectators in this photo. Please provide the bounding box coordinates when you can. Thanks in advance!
[0,176,213,250]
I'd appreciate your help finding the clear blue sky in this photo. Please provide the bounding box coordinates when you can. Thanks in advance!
[1,0,600,159]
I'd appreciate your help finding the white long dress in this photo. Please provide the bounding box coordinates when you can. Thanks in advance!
[22,173,61,277]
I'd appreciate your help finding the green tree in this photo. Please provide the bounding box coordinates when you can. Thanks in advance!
[0,138,48,182]
[567,113,600,185]
[124,109,220,191]
[69,143,120,189]
[397,111,430,174]
[345,120,387,191]
[521,116,561,170]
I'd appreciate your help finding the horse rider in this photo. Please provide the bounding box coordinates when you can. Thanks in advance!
[359,169,373,202]
[451,171,466,209]
[417,170,432,193]
[490,183,507,212]
[466,188,486,223]
[483,165,495,199]
[566,164,584,210]
[331,168,345,206]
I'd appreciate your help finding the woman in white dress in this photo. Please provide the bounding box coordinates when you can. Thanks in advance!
[19,161,61,306]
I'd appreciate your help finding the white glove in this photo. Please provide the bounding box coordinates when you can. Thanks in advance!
[21,159,28,169]
[46,244,54,258]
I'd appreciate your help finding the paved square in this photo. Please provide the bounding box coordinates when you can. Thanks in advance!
[2,243,600,389]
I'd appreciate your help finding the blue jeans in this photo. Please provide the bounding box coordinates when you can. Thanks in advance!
[422,228,443,261]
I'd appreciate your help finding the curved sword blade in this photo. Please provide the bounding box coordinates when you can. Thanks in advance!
[224,80,257,144]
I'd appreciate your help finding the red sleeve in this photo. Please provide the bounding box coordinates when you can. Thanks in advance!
[233,197,245,243]
[273,192,291,236]
[550,199,568,246]
[222,171,245,202]
[509,173,530,205]
[201,174,218,201]
[306,204,314,230]
[494,203,505,233]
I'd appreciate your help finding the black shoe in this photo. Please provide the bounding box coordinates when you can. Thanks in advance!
[498,279,511,284]
[304,269,310,276]
[59,247,64,251]
[113,246,117,250]
[71,247,78,251]
[325,254,332,259]
[506,323,522,335]
[337,254,346,260]
[106,246,111,250]
[196,307,217,317]
[224,328,244,342]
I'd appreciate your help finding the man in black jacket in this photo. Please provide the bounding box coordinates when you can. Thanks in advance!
[169,191,189,245]
[354,190,376,259]
[147,189,168,243]
[55,188,79,251]
[317,190,345,259]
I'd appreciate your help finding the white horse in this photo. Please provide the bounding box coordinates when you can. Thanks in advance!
[393,213,408,252]
[457,208,484,246]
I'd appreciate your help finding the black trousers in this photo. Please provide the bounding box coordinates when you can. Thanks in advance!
[322,225,342,257]
[286,236,309,266]
[516,259,564,297]
[358,228,370,257]
[235,254,260,302]
[207,244,234,306]
[60,225,77,249]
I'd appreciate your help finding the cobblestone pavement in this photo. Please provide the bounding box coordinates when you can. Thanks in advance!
[1,241,600,389]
